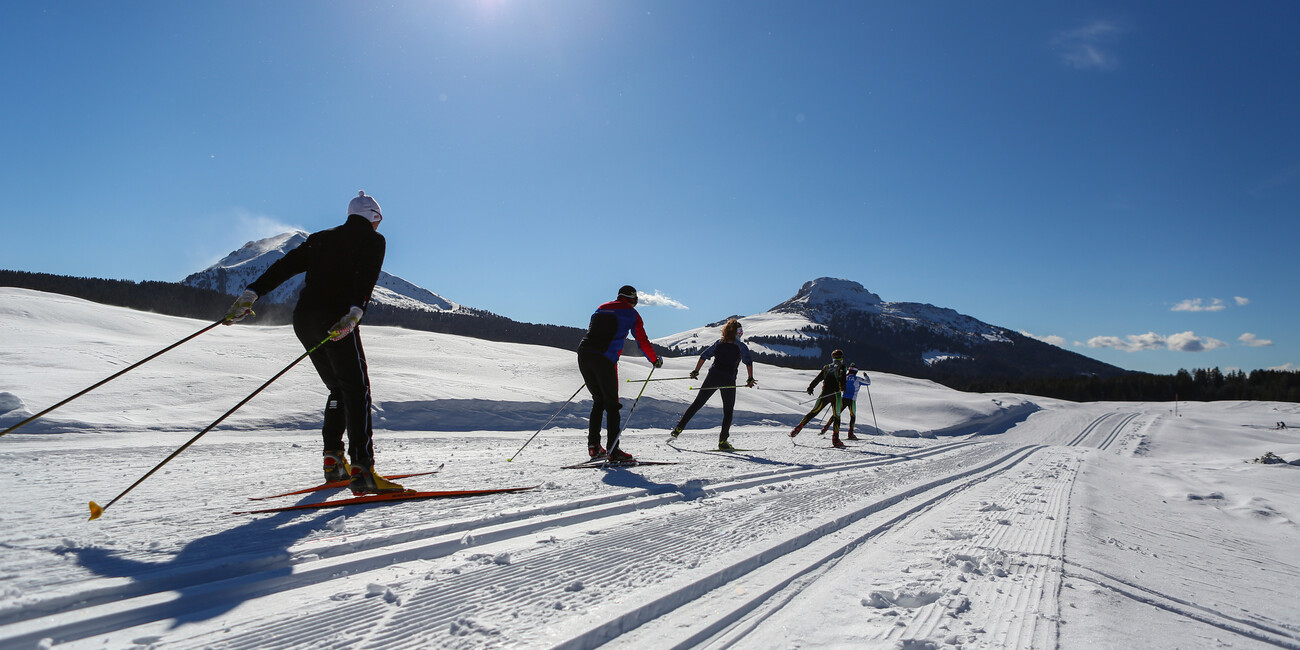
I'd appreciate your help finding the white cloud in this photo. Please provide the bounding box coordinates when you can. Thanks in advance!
[1167,331,1228,352]
[1085,331,1226,353]
[1171,298,1226,312]
[1021,330,1066,347]
[1234,296,1250,306]
[1249,163,1300,197]
[636,290,689,310]
[1238,333,1274,347]
[1269,363,1298,372]
[1085,332,1166,352]
[231,208,302,242]
[1052,20,1129,71]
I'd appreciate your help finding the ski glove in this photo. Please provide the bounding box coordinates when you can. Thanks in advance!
[689,370,699,380]
[861,374,871,385]
[224,290,258,324]
[329,306,364,341]
[653,356,664,369]
[746,377,757,388]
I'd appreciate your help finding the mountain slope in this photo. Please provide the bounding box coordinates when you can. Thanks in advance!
[656,277,1126,380]
[181,231,462,313]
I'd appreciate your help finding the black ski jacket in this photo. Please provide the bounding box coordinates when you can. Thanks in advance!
[808,360,847,396]
[248,215,386,316]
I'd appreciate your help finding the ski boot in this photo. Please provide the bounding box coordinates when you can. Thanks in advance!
[717,440,736,452]
[789,425,803,438]
[669,426,683,440]
[349,466,407,495]
[323,450,350,482]
[607,448,636,463]
[832,436,847,449]
[588,443,607,459]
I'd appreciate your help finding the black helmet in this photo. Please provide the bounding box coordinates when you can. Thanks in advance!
[618,285,638,304]
[831,349,844,359]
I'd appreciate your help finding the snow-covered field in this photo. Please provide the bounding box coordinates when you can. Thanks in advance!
[1,287,1298,649]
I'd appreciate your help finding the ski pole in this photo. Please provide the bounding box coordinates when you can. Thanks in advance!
[865,384,881,435]
[88,333,332,521]
[2,318,227,438]
[799,390,841,405]
[626,376,691,383]
[688,385,755,390]
[507,383,585,462]
[602,364,654,467]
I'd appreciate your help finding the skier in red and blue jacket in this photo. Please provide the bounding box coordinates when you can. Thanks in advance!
[576,285,663,462]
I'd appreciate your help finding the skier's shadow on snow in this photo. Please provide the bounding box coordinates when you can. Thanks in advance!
[666,445,813,469]
[62,505,340,627]
[597,468,713,500]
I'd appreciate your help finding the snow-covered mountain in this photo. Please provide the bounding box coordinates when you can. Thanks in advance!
[182,231,464,313]
[656,277,1123,379]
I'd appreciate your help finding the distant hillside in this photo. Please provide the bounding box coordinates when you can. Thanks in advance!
[656,278,1127,383]
[0,269,589,352]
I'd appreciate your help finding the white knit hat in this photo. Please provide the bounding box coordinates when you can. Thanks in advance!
[347,191,382,222]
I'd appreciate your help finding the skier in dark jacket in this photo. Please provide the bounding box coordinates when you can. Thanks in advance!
[820,363,870,440]
[223,191,404,494]
[576,285,663,462]
[668,318,756,451]
[790,349,848,448]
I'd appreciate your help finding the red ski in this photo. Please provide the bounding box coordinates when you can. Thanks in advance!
[248,464,446,501]
[235,485,538,514]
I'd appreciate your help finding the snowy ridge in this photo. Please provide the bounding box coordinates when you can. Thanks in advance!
[654,277,1012,363]
[182,231,463,313]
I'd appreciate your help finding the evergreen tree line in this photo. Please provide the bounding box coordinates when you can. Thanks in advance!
[957,368,1300,404]
[0,269,652,358]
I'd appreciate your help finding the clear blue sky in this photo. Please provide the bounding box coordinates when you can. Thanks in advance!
[4,2,1298,376]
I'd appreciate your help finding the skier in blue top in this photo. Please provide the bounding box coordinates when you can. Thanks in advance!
[576,285,663,462]
[668,318,756,451]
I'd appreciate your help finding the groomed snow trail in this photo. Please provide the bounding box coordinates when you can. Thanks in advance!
[1,435,1022,649]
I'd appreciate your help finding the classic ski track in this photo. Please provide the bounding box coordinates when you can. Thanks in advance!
[627,411,1116,649]
[876,452,1076,649]
[1061,561,1300,649]
[0,439,984,647]
[166,444,1038,649]
[558,444,1049,650]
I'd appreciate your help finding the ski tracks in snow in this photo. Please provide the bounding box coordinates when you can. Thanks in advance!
[0,438,1023,649]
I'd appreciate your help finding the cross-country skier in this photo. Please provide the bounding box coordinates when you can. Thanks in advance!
[223,191,405,494]
[576,285,663,462]
[668,318,756,451]
[820,363,870,440]
[790,349,848,448]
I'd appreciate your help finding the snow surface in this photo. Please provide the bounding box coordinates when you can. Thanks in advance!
[2,287,1299,649]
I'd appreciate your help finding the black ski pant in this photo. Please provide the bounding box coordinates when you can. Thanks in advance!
[294,309,375,469]
[798,392,841,434]
[675,373,737,442]
[577,350,622,450]
[820,398,857,435]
